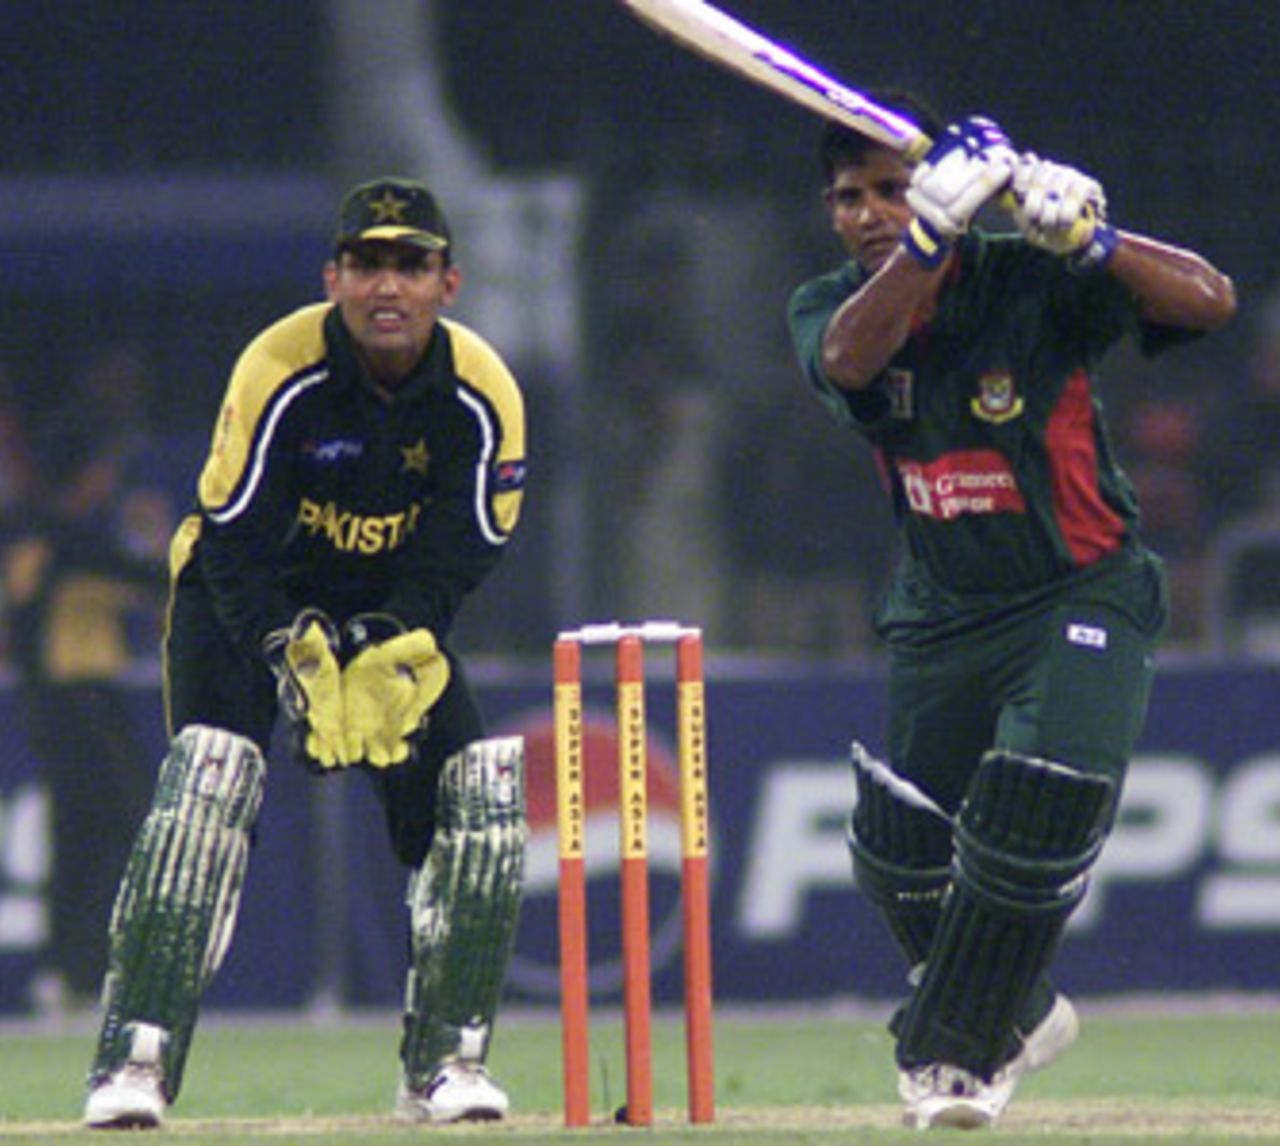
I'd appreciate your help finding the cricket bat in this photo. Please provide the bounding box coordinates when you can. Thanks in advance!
[620,0,932,162]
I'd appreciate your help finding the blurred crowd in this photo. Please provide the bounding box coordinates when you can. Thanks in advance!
[3,280,1280,685]
[0,343,197,1011]
[4,6,1275,667]
[0,221,1276,1019]
[4,0,1273,1027]
[570,111,1280,661]
[578,272,1280,658]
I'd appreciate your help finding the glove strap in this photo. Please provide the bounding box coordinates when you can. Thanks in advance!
[1068,222,1118,275]
[343,612,407,655]
[902,216,951,270]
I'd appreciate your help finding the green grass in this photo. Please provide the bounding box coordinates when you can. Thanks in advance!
[4,1005,1280,1143]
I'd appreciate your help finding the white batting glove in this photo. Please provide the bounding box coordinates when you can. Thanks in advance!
[1011,152,1118,271]
[903,116,1017,267]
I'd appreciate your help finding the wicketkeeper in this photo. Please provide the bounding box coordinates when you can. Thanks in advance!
[788,94,1236,1129]
[83,178,529,1129]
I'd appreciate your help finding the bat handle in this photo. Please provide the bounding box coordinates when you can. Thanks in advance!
[903,134,933,166]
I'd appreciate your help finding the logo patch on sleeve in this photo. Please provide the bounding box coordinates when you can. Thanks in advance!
[493,459,526,492]
[1066,622,1108,650]
[884,368,915,420]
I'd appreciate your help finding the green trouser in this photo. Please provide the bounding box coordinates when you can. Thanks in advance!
[873,545,1167,1073]
[882,546,1167,814]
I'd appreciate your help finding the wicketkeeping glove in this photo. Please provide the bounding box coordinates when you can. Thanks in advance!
[1010,152,1118,272]
[341,616,451,768]
[263,608,346,770]
[904,116,1017,267]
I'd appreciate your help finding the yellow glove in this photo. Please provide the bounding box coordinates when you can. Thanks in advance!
[342,628,451,768]
[265,611,347,769]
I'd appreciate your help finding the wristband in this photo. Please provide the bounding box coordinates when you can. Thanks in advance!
[902,216,951,270]
[1068,222,1118,275]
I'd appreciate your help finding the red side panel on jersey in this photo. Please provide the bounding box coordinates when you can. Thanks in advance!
[1045,370,1125,565]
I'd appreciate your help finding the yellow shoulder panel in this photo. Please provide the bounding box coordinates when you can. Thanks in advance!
[443,319,526,460]
[442,319,526,536]
[168,512,202,580]
[198,303,330,511]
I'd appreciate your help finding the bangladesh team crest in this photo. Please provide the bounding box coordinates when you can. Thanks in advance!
[970,371,1024,424]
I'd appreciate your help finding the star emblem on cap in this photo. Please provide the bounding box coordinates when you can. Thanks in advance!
[367,188,410,224]
[401,439,430,476]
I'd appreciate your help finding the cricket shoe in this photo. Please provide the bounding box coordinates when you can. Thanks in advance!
[83,1022,169,1130]
[395,1061,510,1123]
[899,1062,1015,1130]
[898,995,1078,1129]
[1010,993,1079,1078]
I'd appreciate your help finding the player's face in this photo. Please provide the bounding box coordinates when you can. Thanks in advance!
[325,242,461,381]
[826,149,913,273]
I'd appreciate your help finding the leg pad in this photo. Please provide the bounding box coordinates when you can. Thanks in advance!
[895,751,1114,1077]
[400,736,526,1084]
[848,742,952,965]
[90,725,265,1098]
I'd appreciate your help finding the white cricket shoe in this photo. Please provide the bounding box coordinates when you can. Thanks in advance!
[1011,993,1079,1077]
[899,994,1078,1129]
[83,1022,168,1130]
[395,1062,510,1124]
[899,1062,1015,1130]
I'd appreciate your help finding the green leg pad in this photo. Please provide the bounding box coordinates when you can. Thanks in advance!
[895,751,1114,1078]
[851,845,949,969]
[90,725,265,1098]
[848,742,952,966]
[400,736,526,1084]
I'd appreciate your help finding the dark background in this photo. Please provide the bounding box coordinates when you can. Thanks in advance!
[0,2,1276,653]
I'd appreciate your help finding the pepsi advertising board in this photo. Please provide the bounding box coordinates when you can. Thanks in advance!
[2,659,1280,1013]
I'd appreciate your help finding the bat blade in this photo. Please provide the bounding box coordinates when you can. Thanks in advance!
[621,0,930,161]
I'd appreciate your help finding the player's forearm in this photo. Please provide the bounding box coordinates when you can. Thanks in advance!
[197,521,296,656]
[821,249,946,389]
[1108,231,1237,331]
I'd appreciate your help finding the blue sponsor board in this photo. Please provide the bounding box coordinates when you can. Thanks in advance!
[2,661,1279,1014]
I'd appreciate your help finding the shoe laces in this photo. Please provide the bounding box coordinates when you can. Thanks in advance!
[919,1063,985,1098]
[424,1061,490,1098]
[107,1060,167,1105]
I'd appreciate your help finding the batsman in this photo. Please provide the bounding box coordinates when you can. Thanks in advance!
[82,178,529,1128]
[788,96,1236,1128]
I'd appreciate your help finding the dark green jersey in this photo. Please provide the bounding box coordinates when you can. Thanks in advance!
[788,232,1188,620]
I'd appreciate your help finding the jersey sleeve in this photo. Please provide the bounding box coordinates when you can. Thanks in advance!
[192,307,329,652]
[787,268,893,432]
[1039,247,1202,361]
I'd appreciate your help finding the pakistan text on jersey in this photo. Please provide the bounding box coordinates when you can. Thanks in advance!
[296,497,422,554]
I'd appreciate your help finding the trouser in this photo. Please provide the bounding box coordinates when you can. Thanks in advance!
[872,547,1167,1074]
[883,548,1168,813]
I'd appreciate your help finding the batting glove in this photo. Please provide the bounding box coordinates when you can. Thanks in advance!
[1011,152,1118,272]
[904,116,1017,267]
[341,615,451,769]
[263,608,347,770]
